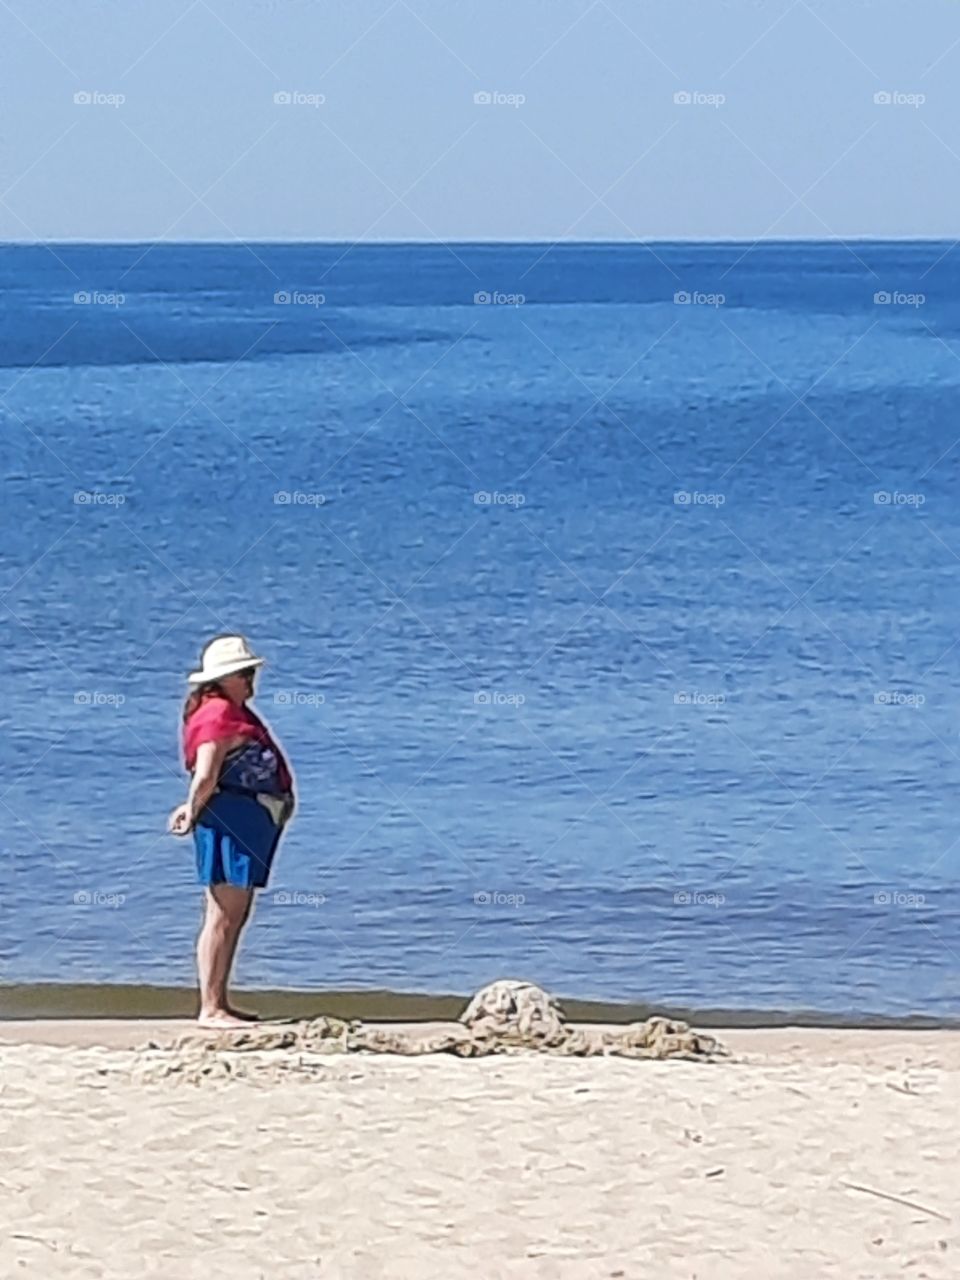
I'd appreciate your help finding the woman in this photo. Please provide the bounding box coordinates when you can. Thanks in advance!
[168,634,295,1028]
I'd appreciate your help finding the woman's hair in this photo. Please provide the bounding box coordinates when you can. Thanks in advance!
[181,668,256,722]
[181,681,226,723]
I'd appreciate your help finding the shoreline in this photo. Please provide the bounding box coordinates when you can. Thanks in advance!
[3,981,957,1030]
[3,1019,960,1060]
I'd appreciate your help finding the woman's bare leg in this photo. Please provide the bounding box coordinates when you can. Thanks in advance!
[196,884,254,1026]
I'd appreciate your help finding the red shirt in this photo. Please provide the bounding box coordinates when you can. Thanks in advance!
[183,696,293,791]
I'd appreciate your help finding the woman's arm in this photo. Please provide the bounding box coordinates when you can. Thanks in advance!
[168,737,238,835]
[187,739,229,818]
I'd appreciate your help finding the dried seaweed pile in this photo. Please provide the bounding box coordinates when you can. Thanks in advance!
[134,981,726,1083]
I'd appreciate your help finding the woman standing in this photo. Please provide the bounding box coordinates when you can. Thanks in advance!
[168,635,295,1028]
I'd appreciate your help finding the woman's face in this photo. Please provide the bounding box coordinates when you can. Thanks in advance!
[220,668,256,702]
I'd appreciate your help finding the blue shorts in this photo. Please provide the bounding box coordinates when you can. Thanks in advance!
[193,793,283,890]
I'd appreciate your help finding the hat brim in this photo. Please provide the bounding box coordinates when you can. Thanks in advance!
[187,656,266,685]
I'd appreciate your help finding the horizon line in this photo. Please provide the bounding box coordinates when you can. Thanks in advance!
[1,235,957,248]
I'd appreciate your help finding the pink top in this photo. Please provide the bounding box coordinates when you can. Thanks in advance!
[183,696,293,791]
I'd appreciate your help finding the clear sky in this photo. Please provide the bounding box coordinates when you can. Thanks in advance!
[3,0,958,241]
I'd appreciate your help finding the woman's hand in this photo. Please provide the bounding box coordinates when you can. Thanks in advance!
[168,803,193,836]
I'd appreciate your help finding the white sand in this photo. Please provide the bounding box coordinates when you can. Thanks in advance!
[1,1023,958,1279]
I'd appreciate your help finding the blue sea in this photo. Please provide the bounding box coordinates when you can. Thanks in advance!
[1,240,958,1020]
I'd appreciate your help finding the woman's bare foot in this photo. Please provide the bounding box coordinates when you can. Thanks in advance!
[197,1009,254,1029]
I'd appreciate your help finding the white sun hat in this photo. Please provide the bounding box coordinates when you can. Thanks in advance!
[187,634,266,685]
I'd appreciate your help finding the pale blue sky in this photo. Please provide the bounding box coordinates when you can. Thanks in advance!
[3,0,959,241]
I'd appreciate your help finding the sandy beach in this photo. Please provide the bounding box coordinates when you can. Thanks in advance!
[2,1021,958,1279]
